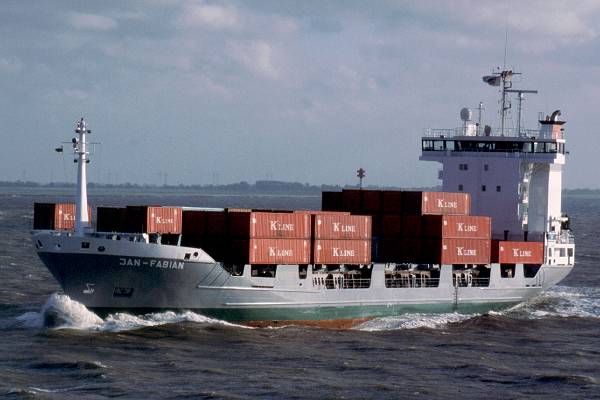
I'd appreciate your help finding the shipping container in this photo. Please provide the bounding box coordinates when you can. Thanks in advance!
[182,210,208,235]
[382,215,403,237]
[313,239,371,264]
[371,238,426,263]
[181,236,228,261]
[341,189,362,212]
[321,191,343,212]
[229,212,310,239]
[314,214,372,240]
[400,215,422,238]
[421,238,491,264]
[33,203,91,231]
[402,191,471,215]
[362,190,382,213]
[294,210,350,215]
[124,206,182,234]
[228,238,311,264]
[96,207,126,232]
[371,214,383,237]
[421,215,491,239]
[496,241,544,264]
[205,211,228,237]
[382,190,403,214]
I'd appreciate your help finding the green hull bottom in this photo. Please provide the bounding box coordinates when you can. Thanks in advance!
[91,301,520,327]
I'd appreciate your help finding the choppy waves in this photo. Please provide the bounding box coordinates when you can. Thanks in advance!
[15,293,245,332]
[506,285,600,320]
[358,285,600,332]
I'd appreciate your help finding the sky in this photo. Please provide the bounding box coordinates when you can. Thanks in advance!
[1,0,599,188]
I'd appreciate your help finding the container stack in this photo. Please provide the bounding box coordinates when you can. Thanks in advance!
[312,213,372,264]
[33,203,92,231]
[322,189,496,264]
[229,212,311,264]
[97,206,182,234]
[182,210,312,264]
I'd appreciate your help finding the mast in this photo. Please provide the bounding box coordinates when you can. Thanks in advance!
[74,118,91,235]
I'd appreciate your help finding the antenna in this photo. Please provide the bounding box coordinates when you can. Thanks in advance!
[503,29,508,69]
[356,168,366,189]
[505,89,538,136]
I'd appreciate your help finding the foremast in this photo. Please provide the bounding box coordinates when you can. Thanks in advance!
[74,118,91,236]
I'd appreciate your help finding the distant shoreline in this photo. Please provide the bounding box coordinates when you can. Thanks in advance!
[0,180,595,196]
[0,180,438,196]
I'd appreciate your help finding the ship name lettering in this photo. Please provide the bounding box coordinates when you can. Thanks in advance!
[513,249,532,257]
[149,259,185,269]
[119,257,141,267]
[270,221,294,231]
[333,248,355,257]
[437,199,458,209]
[457,223,477,232]
[268,247,293,257]
[333,223,356,233]
[456,247,477,256]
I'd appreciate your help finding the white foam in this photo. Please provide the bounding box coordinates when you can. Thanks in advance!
[16,293,247,332]
[356,312,476,331]
[502,285,600,320]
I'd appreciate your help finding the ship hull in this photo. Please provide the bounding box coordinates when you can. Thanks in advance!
[34,233,573,326]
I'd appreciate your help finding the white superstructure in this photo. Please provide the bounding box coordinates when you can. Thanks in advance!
[420,69,574,267]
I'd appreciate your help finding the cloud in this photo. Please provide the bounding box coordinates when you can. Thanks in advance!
[178,1,239,30]
[229,40,279,79]
[67,12,118,31]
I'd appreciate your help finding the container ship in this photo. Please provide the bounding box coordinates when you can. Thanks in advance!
[32,69,575,327]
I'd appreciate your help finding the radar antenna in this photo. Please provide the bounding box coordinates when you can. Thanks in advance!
[483,69,537,136]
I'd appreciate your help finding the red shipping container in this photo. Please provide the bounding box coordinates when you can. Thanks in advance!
[96,207,126,232]
[371,214,383,237]
[294,210,350,215]
[375,238,403,262]
[421,215,491,239]
[313,239,371,264]
[400,215,422,238]
[402,191,471,215]
[341,189,362,212]
[362,190,382,213]
[244,238,310,264]
[182,210,208,235]
[382,215,403,237]
[206,211,228,236]
[400,239,423,262]
[314,214,372,240]
[382,190,403,214]
[373,238,422,263]
[34,203,91,231]
[146,207,182,234]
[421,238,490,264]
[228,212,310,239]
[497,241,544,264]
[321,191,343,212]
[125,206,182,234]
